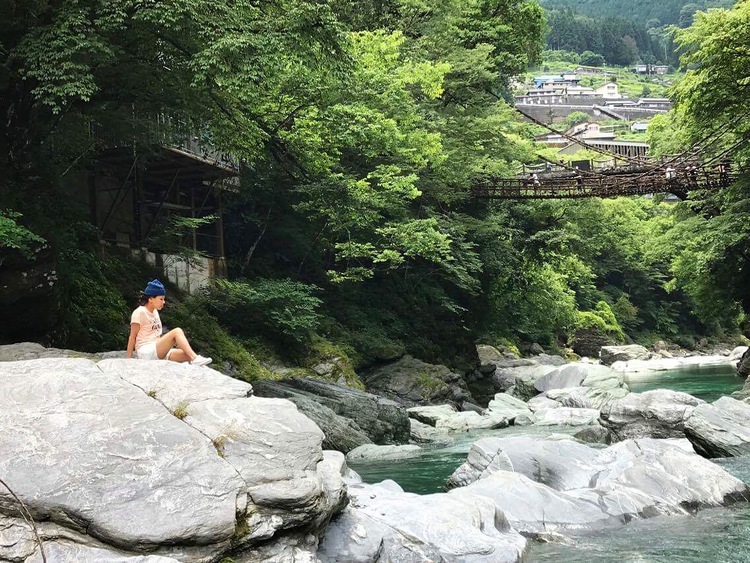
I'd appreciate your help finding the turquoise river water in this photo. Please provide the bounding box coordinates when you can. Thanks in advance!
[347,362,750,562]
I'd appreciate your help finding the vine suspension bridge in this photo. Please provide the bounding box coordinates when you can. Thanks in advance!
[472,108,744,200]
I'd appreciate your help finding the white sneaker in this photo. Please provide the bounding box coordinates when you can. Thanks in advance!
[191,355,212,367]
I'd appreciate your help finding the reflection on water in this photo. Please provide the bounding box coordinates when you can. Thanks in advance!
[347,425,585,494]
[349,361,750,562]
[530,502,750,563]
[624,362,743,402]
[347,448,466,494]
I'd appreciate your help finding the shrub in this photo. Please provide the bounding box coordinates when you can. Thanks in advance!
[203,278,322,344]
[54,249,132,351]
[168,298,274,382]
[0,210,45,264]
[580,51,605,67]
[570,301,625,356]
[302,336,364,389]
[566,111,591,129]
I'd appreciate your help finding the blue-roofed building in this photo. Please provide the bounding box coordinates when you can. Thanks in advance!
[533,73,580,89]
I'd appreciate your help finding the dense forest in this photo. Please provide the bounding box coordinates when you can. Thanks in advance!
[543,0,737,66]
[540,0,734,26]
[1,0,749,380]
[545,8,668,65]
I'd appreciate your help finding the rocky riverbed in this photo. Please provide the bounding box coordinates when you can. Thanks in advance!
[2,342,750,562]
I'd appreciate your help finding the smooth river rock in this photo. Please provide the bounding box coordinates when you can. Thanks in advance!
[533,407,600,427]
[0,357,346,561]
[600,389,704,441]
[685,396,750,457]
[447,437,600,490]
[346,444,422,462]
[407,404,510,432]
[447,436,748,535]
[253,377,410,449]
[486,393,534,421]
[318,481,527,562]
[599,345,652,365]
[362,355,475,407]
[511,363,627,404]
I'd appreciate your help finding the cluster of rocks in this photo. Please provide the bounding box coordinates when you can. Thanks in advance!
[601,389,750,458]
[0,352,348,562]
[319,477,528,562]
[253,377,410,453]
[601,343,748,374]
[3,341,750,562]
[410,344,750,462]
[444,436,748,536]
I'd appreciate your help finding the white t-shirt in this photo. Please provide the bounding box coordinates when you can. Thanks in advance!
[130,306,162,350]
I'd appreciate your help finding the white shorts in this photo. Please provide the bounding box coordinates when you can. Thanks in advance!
[136,342,176,361]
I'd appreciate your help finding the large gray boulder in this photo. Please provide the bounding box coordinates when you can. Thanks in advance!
[447,437,600,490]
[527,395,561,411]
[493,356,565,394]
[447,437,748,535]
[451,471,625,534]
[508,365,561,400]
[600,345,652,365]
[407,404,511,432]
[409,418,452,443]
[582,365,629,390]
[486,393,533,420]
[685,397,750,457]
[511,363,627,403]
[346,444,422,462]
[545,386,629,410]
[362,355,475,407]
[600,389,704,441]
[253,377,410,448]
[533,364,589,392]
[533,407,600,427]
[0,342,127,362]
[476,344,518,375]
[0,357,346,561]
[433,410,507,432]
[318,481,528,562]
[592,438,747,508]
[736,347,750,378]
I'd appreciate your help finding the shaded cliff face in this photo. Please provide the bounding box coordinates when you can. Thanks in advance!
[0,249,57,344]
[0,352,347,561]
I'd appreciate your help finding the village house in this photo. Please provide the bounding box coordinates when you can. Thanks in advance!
[632,64,669,75]
[593,82,622,99]
[637,98,672,110]
[535,122,616,149]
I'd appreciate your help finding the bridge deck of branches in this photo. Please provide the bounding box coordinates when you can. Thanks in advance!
[473,166,736,200]
[474,106,744,200]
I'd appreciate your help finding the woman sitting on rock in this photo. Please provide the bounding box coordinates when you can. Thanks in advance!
[126,279,212,366]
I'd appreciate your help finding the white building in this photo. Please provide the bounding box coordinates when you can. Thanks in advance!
[594,82,622,99]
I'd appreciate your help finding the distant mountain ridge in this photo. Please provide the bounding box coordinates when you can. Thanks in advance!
[539,0,733,26]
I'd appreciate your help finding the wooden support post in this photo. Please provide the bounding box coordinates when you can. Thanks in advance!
[190,187,197,251]
[88,173,97,228]
[215,187,225,258]
[133,161,143,246]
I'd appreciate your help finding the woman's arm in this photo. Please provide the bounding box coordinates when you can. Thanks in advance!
[127,323,140,358]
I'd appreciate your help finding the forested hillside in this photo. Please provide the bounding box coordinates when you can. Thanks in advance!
[540,0,733,26]
[545,8,666,64]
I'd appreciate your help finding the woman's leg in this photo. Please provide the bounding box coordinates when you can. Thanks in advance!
[155,328,197,363]
[166,349,191,363]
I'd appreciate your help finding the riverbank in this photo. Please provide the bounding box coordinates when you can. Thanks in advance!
[608,346,746,373]
[5,343,750,561]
